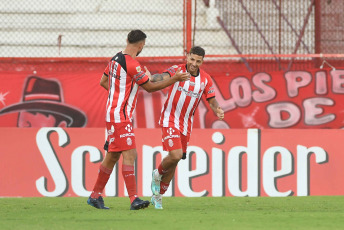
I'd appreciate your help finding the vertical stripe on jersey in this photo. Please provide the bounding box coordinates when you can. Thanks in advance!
[126,82,138,122]
[106,61,117,122]
[189,78,208,134]
[173,81,190,130]
[182,76,201,135]
[114,67,127,123]
[161,82,179,127]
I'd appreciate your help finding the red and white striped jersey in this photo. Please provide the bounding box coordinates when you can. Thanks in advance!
[159,64,215,135]
[104,52,149,123]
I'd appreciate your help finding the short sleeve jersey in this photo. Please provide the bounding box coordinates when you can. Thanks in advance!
[159,64,215,135]
[104,52,149,123]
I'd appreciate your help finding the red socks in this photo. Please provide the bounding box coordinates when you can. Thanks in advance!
[158,164,168,175]
[90,164,112,199]
[160,181,170,195]
[157,164,170,195]
[122,164,137,203]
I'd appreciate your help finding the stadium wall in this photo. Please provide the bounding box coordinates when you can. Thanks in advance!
[1,59,344,129]
[0,127,343,197]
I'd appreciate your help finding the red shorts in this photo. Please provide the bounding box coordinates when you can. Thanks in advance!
[161,127,190,153]
[106,122,136,152]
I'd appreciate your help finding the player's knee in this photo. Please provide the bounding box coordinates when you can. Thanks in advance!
[109,152,121,163]
[169,150,183,162]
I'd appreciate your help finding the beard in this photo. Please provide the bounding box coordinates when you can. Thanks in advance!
[136,50,142,56]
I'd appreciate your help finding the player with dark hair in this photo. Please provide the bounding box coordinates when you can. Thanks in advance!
[150,46,224,209]
[87,30,190,210]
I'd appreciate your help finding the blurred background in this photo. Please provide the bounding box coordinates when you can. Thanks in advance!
[1,0,343,57]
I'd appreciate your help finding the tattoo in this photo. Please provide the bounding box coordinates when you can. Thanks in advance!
[150,73,170,82]
[150,74,164,82]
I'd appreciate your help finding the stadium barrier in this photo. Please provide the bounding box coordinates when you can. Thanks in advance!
[1,57,344,129]
[0,127,343,197]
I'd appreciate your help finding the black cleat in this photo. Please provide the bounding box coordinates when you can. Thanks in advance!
[87,196,110,210]
[130,197,150,210]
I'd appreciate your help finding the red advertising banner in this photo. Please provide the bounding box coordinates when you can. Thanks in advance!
[0,59,344,129]
[0,128,343,197]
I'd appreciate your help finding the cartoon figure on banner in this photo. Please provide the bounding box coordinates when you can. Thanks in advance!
[0,76,87,127]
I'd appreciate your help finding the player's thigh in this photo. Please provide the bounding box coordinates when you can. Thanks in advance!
[168,148,183,161]
[121,148,137,165]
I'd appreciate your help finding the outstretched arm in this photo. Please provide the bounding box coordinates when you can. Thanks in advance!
[149,72,171,82]
[141,67,190,92]
[207,97,224,120]
[100,74,108,91]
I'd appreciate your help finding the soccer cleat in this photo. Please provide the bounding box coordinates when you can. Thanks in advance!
[151,169,162,195]
[87,196,109,209]
[130,197,150,210]
[151,194,163,209]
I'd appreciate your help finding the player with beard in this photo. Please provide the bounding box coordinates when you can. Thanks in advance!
[87,30,190,210]
[150,46,224,209]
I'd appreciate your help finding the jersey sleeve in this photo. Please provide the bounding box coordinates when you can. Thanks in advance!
[127,60,149,85]
[204,75,216,99]
[103,63,110,77]
[163,65,181,77]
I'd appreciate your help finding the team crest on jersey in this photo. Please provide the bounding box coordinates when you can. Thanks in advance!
[200,82,205,91]
[136,66,141,72]
[127,137,132,146]
[172,65,178,68]
[168,139,174,147]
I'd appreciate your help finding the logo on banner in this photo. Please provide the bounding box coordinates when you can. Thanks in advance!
[0,76,87,127]
[127,137,132,146]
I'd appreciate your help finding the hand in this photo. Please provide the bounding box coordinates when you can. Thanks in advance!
[174,68,190,82]
[216,107,224,120]
[144,66,152,80]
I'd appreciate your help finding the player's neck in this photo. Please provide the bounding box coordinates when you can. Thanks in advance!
[123,46,138,59]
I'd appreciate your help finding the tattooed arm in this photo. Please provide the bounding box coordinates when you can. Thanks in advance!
[150,72,171,82]
[141,67,190,93]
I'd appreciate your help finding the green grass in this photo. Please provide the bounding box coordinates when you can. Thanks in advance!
[0,196,343,230]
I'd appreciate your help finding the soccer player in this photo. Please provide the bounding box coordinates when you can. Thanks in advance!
[150,46,224,209]
[87,30,190,210]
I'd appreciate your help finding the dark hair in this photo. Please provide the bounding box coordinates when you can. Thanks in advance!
[127,30,147,44]
[189,46,205,57]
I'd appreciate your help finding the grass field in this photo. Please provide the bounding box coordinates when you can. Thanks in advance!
[0,196,343,230]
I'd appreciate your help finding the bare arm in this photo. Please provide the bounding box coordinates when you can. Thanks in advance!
[100,74,108,91]
[141,67,190,93]
[207,97,224,120]
[150,72,171,82]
